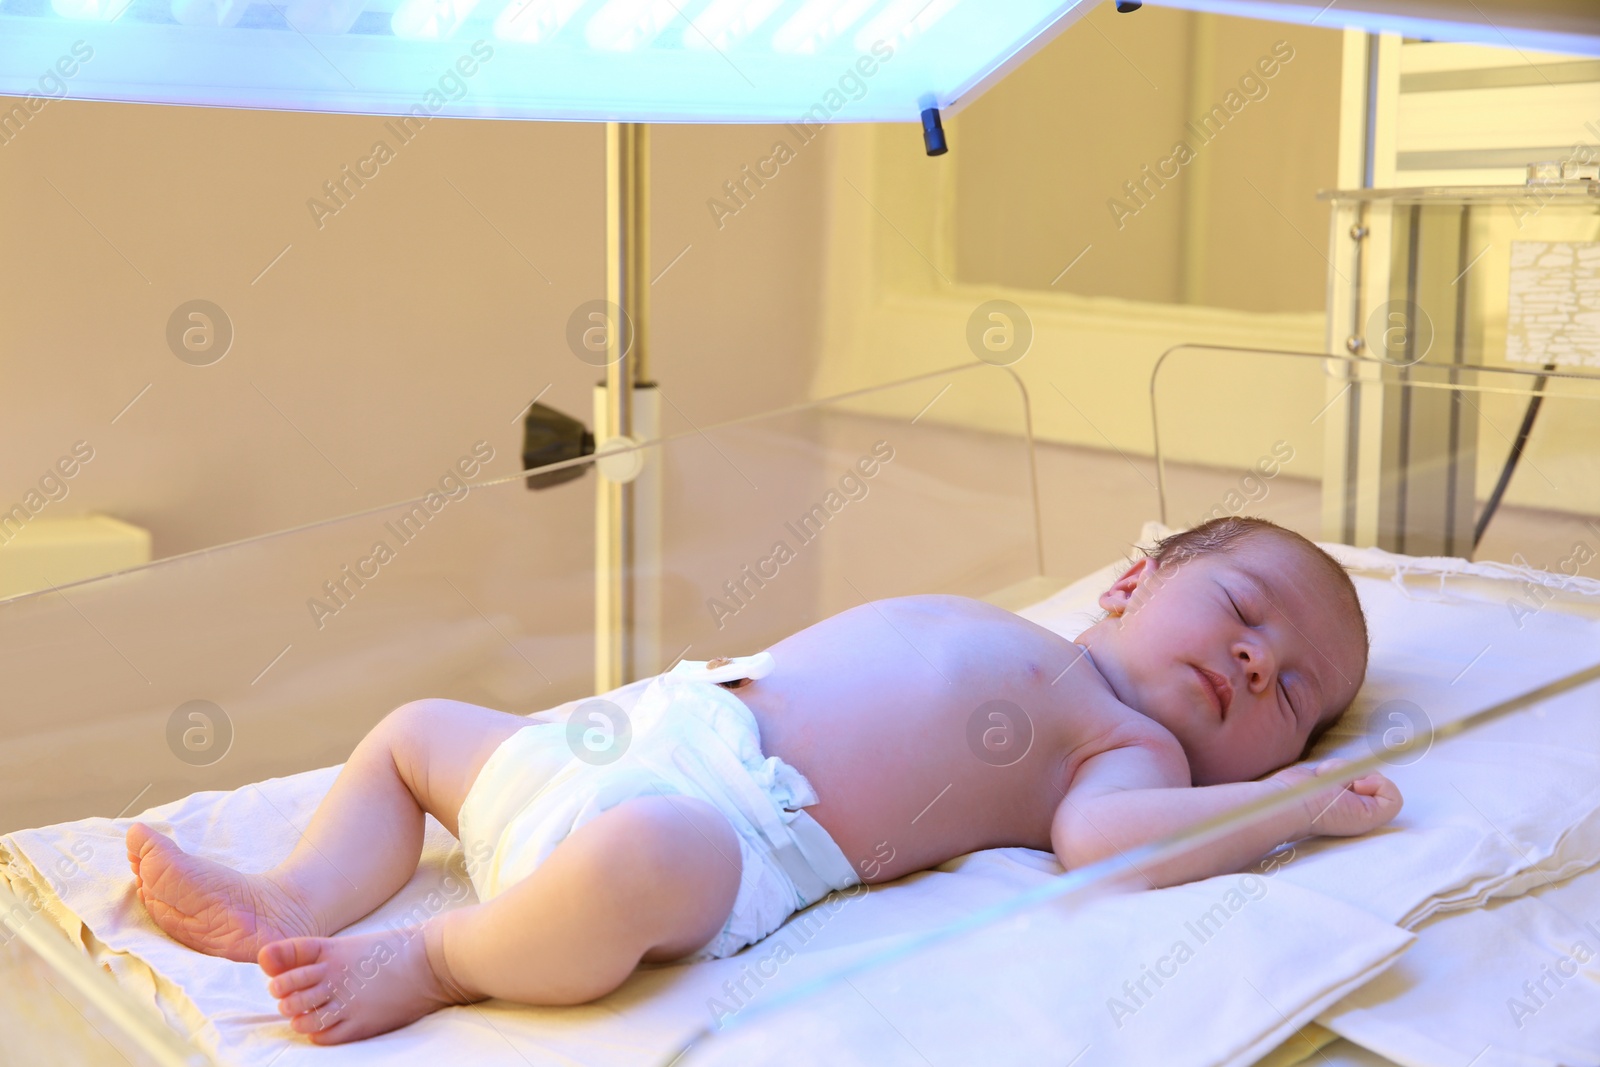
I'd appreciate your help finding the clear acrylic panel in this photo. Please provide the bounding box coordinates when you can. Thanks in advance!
[0,361,1039,1060]
[0,362,1040,834]
[0,879,214,1067]
[666,347,1600,1062]
[13,348,1599,1065]
[1149,344,1600,566]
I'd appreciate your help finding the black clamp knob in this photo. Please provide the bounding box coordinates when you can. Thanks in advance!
[920,107,948,156]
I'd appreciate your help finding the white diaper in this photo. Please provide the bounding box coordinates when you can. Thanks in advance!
[456,671,860,960]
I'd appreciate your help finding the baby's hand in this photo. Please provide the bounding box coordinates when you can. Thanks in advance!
[1270,758,1403,838]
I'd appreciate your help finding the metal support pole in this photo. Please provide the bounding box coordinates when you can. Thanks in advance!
[595,123,652,693]
[1325,31,1480,556]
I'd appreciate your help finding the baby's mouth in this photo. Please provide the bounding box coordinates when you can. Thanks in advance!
[1192,665,1234,719]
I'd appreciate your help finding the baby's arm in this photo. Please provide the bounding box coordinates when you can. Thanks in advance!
[1051,734,1401,888]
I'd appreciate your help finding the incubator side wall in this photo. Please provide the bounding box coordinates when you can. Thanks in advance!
[0,109,830,563]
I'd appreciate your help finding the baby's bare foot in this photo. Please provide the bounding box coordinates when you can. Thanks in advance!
[126,822,320,963]
[259,926,474,1044]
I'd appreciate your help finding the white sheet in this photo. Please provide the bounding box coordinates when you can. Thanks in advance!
[1019,525,1600,931]
[1280,543,1600,929]
[1,773,1410,1067]
[1015,525,1600,1067]
[686,867,1408,1067]
[1318,862,1600,1067]
[7,525,1600,1067]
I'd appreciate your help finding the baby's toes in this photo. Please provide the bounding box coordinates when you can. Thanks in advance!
[292,1003,347,1036]
[126,838,145,878]
[277,977,335,1018]
[258,937,326,978]
[266,961,326,999]
[125,823,165,863]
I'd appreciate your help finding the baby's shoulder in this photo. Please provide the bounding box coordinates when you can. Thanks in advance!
[1048,656,1185,761]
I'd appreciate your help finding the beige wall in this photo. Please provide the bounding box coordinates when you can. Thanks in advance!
[952,3,1343,314]
[0,100,847,826]
[954,5,1197,303]
[0,100,829,560]
[0,6,1345,572]
[1183,14,1343,311]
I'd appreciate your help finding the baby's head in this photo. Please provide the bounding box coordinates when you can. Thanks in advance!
[1078,517,1367,785]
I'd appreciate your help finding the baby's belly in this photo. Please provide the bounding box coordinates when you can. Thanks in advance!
[717,595,1091,881]
[736,682,1068,882]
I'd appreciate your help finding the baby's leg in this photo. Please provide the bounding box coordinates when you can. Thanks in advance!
[259,794,742,1043]
[127,699,526,962]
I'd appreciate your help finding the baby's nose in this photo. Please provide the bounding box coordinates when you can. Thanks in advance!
[1237,647,1273,689]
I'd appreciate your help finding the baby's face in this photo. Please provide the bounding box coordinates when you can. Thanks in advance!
[1085,538,1365,785]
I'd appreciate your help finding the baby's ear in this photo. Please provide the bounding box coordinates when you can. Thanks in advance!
[1098,557,1153,616]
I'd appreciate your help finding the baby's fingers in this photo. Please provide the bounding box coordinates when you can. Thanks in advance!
[1351,773,1402,803]
[1347,773,1386,795]
[1349,775,1403,825]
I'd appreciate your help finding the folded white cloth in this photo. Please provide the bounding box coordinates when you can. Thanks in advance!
[1,781,1411,1067]
[686,863,1412,1067]
[1268,558,1600,929]
[1319,860,1600,1067]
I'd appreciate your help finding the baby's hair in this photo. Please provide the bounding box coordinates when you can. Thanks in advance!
[1144,516,1368,752]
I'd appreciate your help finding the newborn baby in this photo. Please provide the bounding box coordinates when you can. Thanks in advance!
[126,515,1400,1043]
